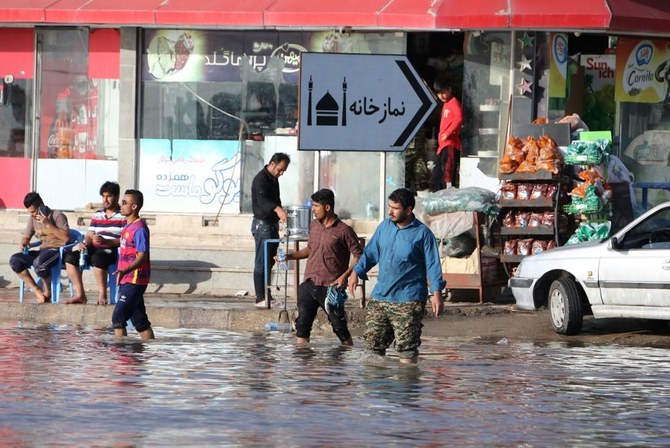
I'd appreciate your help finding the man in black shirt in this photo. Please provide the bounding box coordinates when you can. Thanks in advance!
[251,152,290,308]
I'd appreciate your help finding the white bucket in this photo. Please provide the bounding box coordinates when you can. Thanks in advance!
[287,206,311,237]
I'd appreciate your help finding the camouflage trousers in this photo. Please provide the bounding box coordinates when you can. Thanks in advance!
[364,299,425,359]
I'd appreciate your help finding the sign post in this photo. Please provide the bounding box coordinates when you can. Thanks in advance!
[298,53,438,152]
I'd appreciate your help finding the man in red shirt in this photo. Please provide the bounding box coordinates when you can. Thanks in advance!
[112,189,154,339]
[285,189,362,345]
[430,78,463,192]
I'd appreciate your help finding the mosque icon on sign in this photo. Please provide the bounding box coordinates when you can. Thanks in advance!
[306,75,349,127]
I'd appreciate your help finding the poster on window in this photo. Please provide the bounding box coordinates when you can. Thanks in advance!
[549,33,568,98]
[580,54,615,132]
[615,37,670,103]
[139,139,242,213]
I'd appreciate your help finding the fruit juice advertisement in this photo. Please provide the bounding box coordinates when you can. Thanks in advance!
[580,54,615,131]
[615,37,670,103]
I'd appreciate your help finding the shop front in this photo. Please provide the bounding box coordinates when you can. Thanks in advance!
[0,27,120,210]
[2,0,670,219]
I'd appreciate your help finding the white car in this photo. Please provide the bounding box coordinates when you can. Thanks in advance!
[510,201,670,335]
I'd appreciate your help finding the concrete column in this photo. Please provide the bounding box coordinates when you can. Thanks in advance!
[118,28,138,190]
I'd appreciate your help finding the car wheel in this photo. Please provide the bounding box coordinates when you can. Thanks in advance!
[549,278,583,335]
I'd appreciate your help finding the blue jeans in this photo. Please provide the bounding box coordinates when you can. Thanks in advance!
[251,218,279,300]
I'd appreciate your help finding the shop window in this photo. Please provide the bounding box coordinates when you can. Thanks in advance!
[461,31,512,164]
[36,28,119,160]
[319,151,382,219]
[0,79,32,158]
[208,88,243,140]
[139,30,404,215]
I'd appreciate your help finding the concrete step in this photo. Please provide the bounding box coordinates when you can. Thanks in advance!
[0,209,378,298]
[0,243,378,298]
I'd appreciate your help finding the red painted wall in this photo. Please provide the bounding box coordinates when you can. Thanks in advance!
[0,158,31,209]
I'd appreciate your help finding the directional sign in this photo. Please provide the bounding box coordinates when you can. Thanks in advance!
[298,53,438,152]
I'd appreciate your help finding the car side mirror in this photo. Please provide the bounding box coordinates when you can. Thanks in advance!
[610,236,621,250]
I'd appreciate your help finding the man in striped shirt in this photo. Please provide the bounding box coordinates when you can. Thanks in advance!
[64,181,125,305]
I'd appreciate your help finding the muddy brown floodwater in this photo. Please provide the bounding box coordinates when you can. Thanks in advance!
[422,308,670,348]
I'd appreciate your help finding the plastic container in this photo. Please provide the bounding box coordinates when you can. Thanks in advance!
[286,205,311,237]
[277,247,287,271]
[264,322,292,331]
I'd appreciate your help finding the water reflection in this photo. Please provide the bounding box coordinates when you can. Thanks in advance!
[2,323,670,446]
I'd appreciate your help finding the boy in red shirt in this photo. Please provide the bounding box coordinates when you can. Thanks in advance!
[430,78,463,191]
[112,189,155,339]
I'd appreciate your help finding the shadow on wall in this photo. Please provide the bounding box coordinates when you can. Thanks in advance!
[150,260,217,294]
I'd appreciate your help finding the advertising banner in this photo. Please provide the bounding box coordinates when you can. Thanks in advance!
[549,33,568,98]
[615,37,670,103]
[139,139,242,214]
[142,30,402,84]
[581,54,615,131]
[143,30,305,84]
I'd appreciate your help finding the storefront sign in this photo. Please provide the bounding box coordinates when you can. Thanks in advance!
[298,53,437,152]
[549,33,568,98]
[142,30,405,85]
[615,37,670,103]
[139,139,242,214]
[143,30,305,83]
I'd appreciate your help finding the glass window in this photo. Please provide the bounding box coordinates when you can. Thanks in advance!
[462,31,512,165]
[319,151,381,219]
[36,28,119,160]
[0,79,32,158]
[139,30,405,215]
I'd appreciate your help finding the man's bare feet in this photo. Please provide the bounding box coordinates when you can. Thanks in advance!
[35,290,51,303]
[64,296,88,305]
[96,297,108,305]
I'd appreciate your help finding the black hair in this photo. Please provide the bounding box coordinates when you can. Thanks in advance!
[125,189,144,210]
[100,181,120,197]
[311,188,335,209]
[270,152,291,166]
[23,192,43,208]
[388,188,415,209]
[432,77,453,93]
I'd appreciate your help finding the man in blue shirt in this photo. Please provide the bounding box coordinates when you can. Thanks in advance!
[348,188,445,364]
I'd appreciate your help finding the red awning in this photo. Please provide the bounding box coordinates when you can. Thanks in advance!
[378,0,509,30]
[45,0,161,24]
[154,0,275,27]
[608,0,670,35]
[0,0,670,35]
[509,0,611,29]
[0,0,50,23]
[263,0,389,28]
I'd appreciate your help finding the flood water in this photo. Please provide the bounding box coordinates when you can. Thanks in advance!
[1,321,670,447]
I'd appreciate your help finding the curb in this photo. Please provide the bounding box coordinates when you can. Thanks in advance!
[0,301,514,334]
